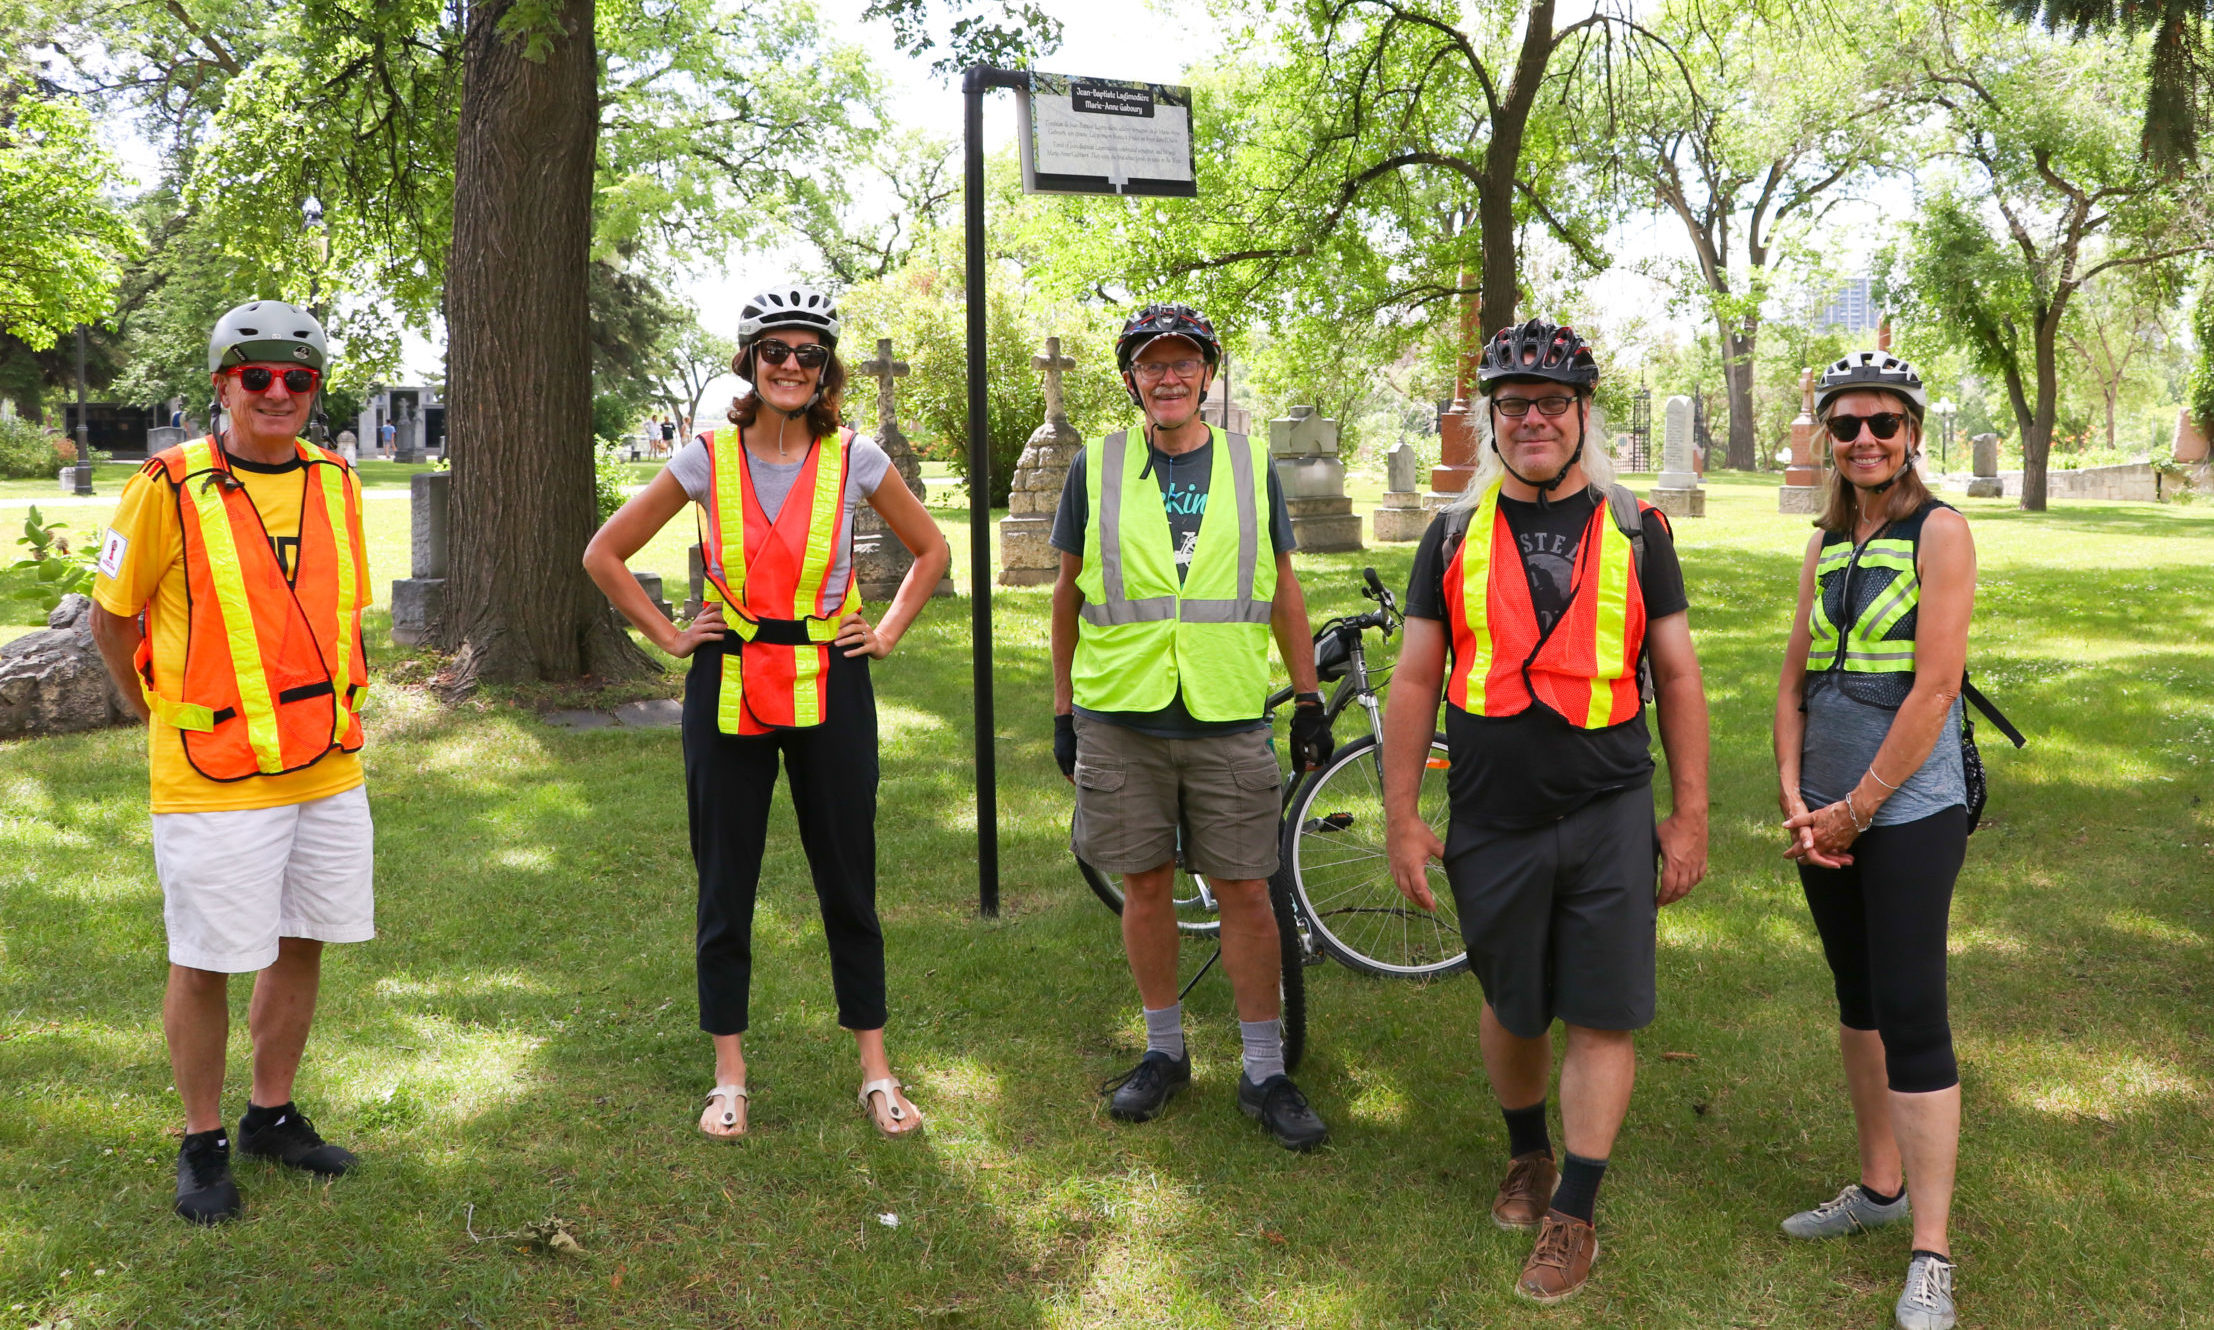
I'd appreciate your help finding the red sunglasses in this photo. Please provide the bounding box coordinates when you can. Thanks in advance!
[222,365,321,394]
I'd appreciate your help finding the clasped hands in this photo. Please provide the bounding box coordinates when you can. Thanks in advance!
[1780,792,1859,869]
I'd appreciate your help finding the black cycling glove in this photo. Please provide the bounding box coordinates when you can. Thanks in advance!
[1054,712,1077,778]
[1289,699,1334,771]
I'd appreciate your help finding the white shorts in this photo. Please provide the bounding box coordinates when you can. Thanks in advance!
[150,784,376,973]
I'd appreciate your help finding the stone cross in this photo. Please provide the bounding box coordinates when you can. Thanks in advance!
[858,338,909,438]
[1034,337,1076,427]
[1800,366,1816,418]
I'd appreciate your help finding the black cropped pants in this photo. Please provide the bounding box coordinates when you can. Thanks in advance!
[1796,805,1967,1093]
[683,641,885,1035]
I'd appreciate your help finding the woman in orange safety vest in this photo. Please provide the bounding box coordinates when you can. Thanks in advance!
[584,282,951,1140]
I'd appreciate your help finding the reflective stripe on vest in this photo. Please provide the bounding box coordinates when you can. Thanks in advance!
[1807,536,1920,674]
[1443,481,1646,729]
[142,436,369,778]
[1071,426,1276,721]
[699,427,858,734]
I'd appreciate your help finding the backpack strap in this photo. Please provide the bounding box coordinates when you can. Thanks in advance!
[1604,483,1648,583]
[1960,674,2026,748]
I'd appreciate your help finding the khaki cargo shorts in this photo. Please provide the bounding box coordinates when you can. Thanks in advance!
[1069,715,1282,881]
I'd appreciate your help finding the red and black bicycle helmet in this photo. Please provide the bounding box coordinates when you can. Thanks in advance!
[1115,303,1222,373]
[1478,318,1599,391]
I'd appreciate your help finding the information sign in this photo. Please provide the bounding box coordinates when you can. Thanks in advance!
[1019,72,1198,197]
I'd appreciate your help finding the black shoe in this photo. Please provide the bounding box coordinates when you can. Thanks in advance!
[175,1130,243,1225]
[1101,1050,1192,1122]
[1236,1072,1329,1152]
[237,1104,357,1177]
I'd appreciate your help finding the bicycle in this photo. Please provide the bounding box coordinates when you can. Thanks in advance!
[1073,568,1467,1068]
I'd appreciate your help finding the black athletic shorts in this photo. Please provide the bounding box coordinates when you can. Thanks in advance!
[1444,783,1658,1039]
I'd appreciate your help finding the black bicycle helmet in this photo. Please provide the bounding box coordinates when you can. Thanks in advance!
[1814,351,1926,420]
[1478,318,1599,391]
[1114,303,1221,372]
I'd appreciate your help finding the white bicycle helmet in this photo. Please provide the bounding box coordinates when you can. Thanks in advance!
[736,282,841,350]
[208,300,329,373]
[1815,351,1927,419]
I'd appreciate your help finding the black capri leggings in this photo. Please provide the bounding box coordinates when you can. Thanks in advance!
[682,641,885,1036]
[1797,805,1967,1094]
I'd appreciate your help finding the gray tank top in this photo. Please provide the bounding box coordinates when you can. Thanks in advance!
[1800,678,1966,824]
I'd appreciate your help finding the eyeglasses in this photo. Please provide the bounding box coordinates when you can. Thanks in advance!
[755,341,829,369]
[223,366,320,394]
[1492,394,1576,418]
[1825,412,1908,442]
[1131,358,1206,382]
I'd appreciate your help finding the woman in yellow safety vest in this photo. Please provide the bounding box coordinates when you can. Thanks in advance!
[1772,352,1976,1330]
[584,282,951,1140]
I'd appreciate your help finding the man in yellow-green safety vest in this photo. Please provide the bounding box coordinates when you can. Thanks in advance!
[1048,302,1334,1152]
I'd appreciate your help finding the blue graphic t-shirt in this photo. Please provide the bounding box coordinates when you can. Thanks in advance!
[1051,436,1297,737]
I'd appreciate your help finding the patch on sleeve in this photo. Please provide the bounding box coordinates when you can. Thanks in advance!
[96,527,128,578]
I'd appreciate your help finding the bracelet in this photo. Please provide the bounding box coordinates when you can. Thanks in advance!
[1844,792,1872,834]
[1867,766,1901,792]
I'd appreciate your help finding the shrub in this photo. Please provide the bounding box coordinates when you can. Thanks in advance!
[0,415,62,480]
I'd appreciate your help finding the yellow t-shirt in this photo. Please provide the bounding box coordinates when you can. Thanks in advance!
[91,445,370,814]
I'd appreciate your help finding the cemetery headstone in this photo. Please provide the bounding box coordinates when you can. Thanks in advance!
[1966,433,2004,497]
[389,470,448,645]
[1373,441,1427,542]
[1272,406,1363,552]
[1427,272,1482,508]
[854,338,952,600]
[999,337,1085,586]
[1778,367,1823,514]
[1650,394,1707,518]
[2172,406,2209,465]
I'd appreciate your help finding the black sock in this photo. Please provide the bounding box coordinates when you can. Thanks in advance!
[1860,1181,1904,1207]
[1551,1152,1608,1224]
[182,1127,228,1152]
[241,1101,293,1131]
[1502,1099,1552,1159]
[1910,1249,1952,1266]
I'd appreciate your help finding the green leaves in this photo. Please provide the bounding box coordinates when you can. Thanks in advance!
[0,504,97,626]
[0,98,140,350]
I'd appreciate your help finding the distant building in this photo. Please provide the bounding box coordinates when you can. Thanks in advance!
[1815,277,1880,335]
[357,385,445,461]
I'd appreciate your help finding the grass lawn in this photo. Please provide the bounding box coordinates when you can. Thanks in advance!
[2,472,2210,1327]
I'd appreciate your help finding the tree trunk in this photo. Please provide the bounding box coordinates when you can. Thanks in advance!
[1720,324,1758,470]
[440,0,652,683]
[2019,310,2063,512]
[1476,0,1558,336]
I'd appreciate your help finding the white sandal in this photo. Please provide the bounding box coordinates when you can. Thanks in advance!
[701,1083,749,1139]
[858,1077,923,1137]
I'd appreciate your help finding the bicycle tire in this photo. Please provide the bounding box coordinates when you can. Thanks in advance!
[1076,856,1223,937]
[1268,859,1308,1073]
[1284,731,1468,978]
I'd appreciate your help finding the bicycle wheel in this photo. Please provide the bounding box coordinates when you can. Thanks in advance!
[1268,859,1308,1073]
[1076,856,1223,937]
[1283,732,1467,978]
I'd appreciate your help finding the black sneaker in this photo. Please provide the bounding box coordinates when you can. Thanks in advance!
[175,1130,242,1225]
[237,1104,357,1177]
[1101,1050,1192,1122]
[1236,1072,1329,1151]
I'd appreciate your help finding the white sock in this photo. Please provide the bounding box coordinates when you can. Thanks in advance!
[1143,1004,1185,1060]
[1240,1017,1286,1083]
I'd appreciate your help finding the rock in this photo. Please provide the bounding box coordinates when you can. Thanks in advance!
[0,594,138,739]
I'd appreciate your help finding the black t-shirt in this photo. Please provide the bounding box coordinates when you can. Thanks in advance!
[1052,436,1297,738]
[1404,489,1690,832]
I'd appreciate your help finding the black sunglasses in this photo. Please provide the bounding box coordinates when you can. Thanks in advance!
[226,366,320,394]
[1492,394,1577,418]
[755,341,829,369]
[1825,412,1908,442]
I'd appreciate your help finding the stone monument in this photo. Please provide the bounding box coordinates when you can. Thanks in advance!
[853,338,952,600]
[1372,441,1428,542]
[1271,406,1363,552]
[998,337,1084,587]
[2172,406,2209,466]
[1650,395,1707,518]
[1966,433,2004,497]
[0,595,136,738]
[1778,368,1824,514]
[389,470,448,645]
[1427,272,1483,508]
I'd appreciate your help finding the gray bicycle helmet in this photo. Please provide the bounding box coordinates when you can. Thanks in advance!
[208,300,328,373]
[736,282,841,350]
[1815,351,1927,419]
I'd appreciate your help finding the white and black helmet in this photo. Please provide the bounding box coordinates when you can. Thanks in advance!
[1815,351,1927,420]
[208,299,329,374]
[736,282,841,351]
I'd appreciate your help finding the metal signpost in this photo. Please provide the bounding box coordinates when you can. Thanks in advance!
[960,66,1197,915]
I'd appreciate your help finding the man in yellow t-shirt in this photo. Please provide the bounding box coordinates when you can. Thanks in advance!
[89,300,374,1226]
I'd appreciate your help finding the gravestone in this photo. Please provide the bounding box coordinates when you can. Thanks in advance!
[998,337,1085,587]
[0,595,136,738]
[1778,368,1824,514]
[146,425,187,454]
[853,338,952,600]
[1966,433,2004,497]
[1428,272,1483,508]
[2172,406,2209,465]
[389,471,448,645]
[1271,406,1363,552]
[1650,395,1707,518]
[1372,441,1427,542]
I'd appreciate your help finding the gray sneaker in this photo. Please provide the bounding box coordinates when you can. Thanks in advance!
[1895,1252,1956,1330]
[1780,1183,1910,1239]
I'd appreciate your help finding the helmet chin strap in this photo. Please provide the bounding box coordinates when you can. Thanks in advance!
[1852,449,1919,496]
[1490,402,1587,511]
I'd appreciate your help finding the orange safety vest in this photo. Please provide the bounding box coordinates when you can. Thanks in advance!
[136,436,369,780]
[1443,482,1649,730]
[698,426,859,734]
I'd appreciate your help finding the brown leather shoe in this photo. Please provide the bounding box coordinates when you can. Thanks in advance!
[1491,1150,1559,1230]
[1515,1210,1598,1303]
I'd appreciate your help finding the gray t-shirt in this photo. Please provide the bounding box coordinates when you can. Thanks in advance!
[1799,680,1967,825]
[667,432,892,606]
